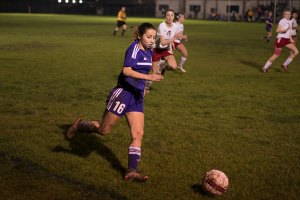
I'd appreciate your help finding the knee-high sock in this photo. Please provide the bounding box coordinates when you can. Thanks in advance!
[179,56,187,67]
[128,146,141,170]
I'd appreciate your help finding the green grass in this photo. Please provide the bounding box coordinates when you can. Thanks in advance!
[0,13,300,200]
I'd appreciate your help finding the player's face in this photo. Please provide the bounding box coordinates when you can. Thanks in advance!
[165,11,175,24]
[140,29,157,50]
[283,11,291,20]
[292,13,298,19]
[179,15,185,23]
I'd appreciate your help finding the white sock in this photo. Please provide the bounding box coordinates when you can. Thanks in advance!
[179,56,187,67]
[159,59,165,66]
[263,60,272,69]
[283,58,293,66]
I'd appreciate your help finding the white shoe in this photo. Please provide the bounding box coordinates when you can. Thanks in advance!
[178,66,186,73]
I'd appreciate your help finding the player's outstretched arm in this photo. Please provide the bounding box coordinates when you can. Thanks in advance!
[123,67,164,82]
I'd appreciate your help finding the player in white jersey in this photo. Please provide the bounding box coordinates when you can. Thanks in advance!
[291,12,298,45]
[144,9,182,93]
[174,12,189,73]
[262,10,298,73]
[152,9,183,75]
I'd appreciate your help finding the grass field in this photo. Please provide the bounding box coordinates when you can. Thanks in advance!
[0,13,299,200]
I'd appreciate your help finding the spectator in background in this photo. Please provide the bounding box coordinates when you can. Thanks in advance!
[247,8,254,22]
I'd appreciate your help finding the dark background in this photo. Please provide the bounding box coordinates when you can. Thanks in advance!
[0,0,156,16]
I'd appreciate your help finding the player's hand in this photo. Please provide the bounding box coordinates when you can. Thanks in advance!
[182,35,188,41]
[174,32,183,40]
[148,73,164,82]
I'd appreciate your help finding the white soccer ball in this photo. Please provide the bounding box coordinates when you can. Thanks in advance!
[202,169,229,196]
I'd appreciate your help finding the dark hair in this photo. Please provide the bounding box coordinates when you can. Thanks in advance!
[174,12,184,22]
[132,23,156,39]
[165,9,175,17]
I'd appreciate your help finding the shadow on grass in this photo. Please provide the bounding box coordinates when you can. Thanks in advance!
[53,124,126,176]
[239,59,262,72]
[1,152,128,200]
[191,184,207,196]
[240,59,286,73]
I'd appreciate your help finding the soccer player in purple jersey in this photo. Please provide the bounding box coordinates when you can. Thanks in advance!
[263,11,273,42]
[66,23,164,182]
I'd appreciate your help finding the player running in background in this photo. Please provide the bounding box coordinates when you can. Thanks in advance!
[262,10,298,73]
[67,23,164,182]
[174,12,189,73]
[291,11,298,45]
[113,6,127,36]
[263,11,273,42]
[152,9,183,75]
[144,9,182,92]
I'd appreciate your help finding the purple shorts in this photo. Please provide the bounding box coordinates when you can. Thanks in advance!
[105,87,144,117]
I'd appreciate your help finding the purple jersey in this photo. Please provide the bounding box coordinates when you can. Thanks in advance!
[117,39,153,95]
[266,16,273,31]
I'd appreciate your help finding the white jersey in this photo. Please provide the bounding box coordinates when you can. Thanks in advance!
[277,18,292,39]
[291,18,298,36]
[156,21,178,49]
[174,22,184,43]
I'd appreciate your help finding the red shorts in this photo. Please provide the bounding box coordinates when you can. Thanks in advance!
[152,48,173,62]
[275,37,291,48]
[174,41,181,48]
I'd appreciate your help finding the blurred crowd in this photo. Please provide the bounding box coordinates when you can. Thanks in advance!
[208,1,298,22]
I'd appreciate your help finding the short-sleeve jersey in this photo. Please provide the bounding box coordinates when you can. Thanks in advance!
[174,22,184,43]
[117,10,126,21]
[277,18,292,39]
[266,16,273,29]
[156,21,178,49]
[291,18,298,36]
[117,40,153,95]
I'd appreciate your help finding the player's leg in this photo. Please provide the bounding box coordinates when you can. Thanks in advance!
[176,44,188,72]
[262,48,281,73]
[122,24,127,36]
[267,31,273,41]
[262,48,282,73]
[164,55,177,70]
[281,43,299,71]
[113,21,121,36]
[124,111,149,182]
[113,27,119,36]
[66,111,120,140]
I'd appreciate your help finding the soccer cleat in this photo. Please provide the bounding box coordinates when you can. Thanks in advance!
[159,61,168,75]
[178,66,186,73]
[262,67,268,73]
[281,64,288,72]
[66,118,82,140]
[124,169,149,182]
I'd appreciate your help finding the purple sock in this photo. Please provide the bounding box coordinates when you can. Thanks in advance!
[128,146,141,170]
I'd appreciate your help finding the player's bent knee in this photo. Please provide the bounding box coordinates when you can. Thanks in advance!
[274,48,282,56]
[169,64,177,70]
